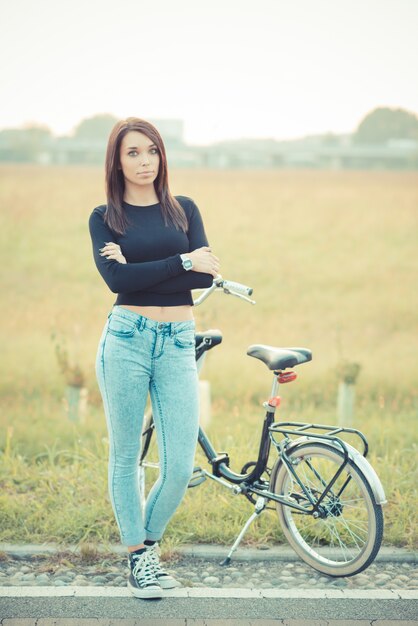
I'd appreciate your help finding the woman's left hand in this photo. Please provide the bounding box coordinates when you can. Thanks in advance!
[99,242,127,264]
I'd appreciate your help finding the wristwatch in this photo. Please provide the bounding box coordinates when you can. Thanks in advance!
[180,254,193,271]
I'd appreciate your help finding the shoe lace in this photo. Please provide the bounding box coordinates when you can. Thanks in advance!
[131,550,158,584]
[146,543,165,575]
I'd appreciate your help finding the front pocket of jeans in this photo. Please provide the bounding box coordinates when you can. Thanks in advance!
[107,315,137,338]
[173,329,195,349]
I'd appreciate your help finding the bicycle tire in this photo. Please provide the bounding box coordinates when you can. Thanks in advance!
[270,441,383,577]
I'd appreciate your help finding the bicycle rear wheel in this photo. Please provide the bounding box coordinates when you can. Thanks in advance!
[270,441,383,577]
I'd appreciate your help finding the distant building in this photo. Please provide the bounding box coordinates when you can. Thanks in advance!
[0,121,417,169]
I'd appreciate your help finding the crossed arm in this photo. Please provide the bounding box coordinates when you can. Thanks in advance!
[88,202,216,294]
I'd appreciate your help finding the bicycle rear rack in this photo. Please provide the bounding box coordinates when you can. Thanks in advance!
[269,421,369,459]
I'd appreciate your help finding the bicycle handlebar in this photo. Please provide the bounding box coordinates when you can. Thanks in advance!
[222,279,253,297]
[193,274,256,306]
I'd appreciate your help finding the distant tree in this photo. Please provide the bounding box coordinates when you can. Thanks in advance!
[0,124,52,162]
[72,113,118,140]
[321,132,341,147]
[24,124,53,154]
[353,107,418,144]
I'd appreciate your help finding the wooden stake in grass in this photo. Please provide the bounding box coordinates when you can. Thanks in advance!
[336,361,361,427]
[51,331,86,421]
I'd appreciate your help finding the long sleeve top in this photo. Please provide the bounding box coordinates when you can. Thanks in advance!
[88,195,213,306]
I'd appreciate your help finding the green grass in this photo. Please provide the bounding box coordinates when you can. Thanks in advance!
[0,164,417,550]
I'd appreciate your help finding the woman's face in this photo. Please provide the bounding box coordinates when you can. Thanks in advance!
[119,130,160,188]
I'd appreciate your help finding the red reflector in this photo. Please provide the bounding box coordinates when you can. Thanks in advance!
[278,371,297,384]
[268,396,281,407]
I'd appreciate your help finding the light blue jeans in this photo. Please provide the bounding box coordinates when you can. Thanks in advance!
[95,305,199,547]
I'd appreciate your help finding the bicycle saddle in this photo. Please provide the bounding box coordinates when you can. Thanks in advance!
[246,345,312,370]
[195,329,223,348]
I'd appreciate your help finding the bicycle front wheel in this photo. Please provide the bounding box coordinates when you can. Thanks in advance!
[271,441,383,577]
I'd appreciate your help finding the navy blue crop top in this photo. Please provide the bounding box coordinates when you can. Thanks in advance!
[88,195,214,306]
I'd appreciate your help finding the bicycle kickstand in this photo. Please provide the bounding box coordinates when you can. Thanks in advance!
[220,496,268,566]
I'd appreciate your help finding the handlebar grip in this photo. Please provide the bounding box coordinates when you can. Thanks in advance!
[222,280,253,297]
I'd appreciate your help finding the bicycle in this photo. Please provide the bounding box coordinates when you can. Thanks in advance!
[138,276,386,577]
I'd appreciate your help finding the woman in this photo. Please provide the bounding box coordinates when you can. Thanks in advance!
[88,117,220,599]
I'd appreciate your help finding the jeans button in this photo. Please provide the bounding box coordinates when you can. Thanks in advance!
[158,323,164,330]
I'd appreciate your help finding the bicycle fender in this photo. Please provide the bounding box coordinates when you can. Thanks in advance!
[284,436,387,506]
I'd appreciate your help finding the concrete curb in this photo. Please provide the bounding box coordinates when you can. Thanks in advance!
[0,543,416,563]
[0,586,417,599]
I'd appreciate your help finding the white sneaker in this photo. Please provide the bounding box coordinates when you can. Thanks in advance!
[127,548,163,599]
[145,542,182,589]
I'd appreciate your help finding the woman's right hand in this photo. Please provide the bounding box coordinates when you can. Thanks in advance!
[188,246,220,277]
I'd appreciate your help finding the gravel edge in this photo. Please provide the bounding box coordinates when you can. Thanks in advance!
[0,543,416,563]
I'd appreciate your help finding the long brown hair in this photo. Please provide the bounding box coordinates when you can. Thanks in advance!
[104,117,188,235]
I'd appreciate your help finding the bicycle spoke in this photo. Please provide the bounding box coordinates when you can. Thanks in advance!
[325,520,355,561]
[329,514,363,552]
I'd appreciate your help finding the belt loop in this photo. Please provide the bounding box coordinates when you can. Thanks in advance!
[139,315,146,331]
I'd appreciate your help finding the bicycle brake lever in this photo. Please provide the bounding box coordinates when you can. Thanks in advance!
[226,291,256,305]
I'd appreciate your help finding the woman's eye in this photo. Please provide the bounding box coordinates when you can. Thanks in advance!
[127,149,158,156]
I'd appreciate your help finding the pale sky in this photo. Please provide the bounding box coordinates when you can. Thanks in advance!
[2,0,418,145]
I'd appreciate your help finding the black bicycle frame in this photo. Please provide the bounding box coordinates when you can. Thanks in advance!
[197,408,275,485]
[197,402,371,515]
[196,410,316,514]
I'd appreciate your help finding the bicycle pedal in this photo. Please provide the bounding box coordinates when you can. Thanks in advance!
[188,466,207,488]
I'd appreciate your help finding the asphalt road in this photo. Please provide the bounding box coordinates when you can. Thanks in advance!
[0,589,417,623]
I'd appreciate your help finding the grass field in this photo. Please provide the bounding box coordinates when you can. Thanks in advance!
[0,164,417,551]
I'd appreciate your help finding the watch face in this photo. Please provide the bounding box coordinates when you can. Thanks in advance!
[183,258,193,270]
